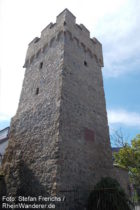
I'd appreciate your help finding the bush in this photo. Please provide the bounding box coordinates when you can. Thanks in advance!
[87,177,133,210]
[0,170,7,209]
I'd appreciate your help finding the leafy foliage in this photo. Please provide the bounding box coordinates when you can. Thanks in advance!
[87,177,133,210]
[114,134,140,186]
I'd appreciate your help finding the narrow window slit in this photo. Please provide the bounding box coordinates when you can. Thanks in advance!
[84,61,87,66]
[39,62,43,69]
[36,88,39,95]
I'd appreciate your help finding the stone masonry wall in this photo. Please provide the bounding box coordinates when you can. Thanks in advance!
[55,18,114,207]
[2,34,64,196]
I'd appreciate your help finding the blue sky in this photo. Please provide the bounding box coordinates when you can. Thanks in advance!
[0,0,140,146]
[97,1,140,145]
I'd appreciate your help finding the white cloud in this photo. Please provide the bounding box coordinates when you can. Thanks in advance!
[0,112,11,121]
[95,0,140,77]
[108,109,140,127]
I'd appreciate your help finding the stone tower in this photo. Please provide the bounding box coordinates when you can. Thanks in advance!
[2,9,116,209]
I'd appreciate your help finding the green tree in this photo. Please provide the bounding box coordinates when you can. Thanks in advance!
[114,134,140,186]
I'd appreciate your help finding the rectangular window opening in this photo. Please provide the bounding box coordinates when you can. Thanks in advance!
[36,88,39,95]
[39,62,43,69]
[84,61,88,66]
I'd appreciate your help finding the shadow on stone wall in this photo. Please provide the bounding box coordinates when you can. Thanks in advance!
[15,160,47,197]
[1,160,48,210]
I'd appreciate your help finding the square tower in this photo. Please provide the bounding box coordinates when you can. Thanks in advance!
[2,9,114,209]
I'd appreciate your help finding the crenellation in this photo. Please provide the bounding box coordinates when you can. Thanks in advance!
[28,37,40,45]
[92,37,102,45]
[24,9,103,68]
[91,37,97,44]
[34,37,40,43]
[24,30,103,68]
[76,23,82,31]
[79,24,90,37]
[56,9,76,25]
[41,22,55,38]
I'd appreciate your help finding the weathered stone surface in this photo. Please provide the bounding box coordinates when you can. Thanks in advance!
[2,9,129,209]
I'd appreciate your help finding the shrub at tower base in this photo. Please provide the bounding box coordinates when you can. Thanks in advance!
[87,177,133,210]
[0,169,7,209]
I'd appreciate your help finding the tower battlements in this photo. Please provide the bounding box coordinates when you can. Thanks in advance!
[24,9,103,68]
